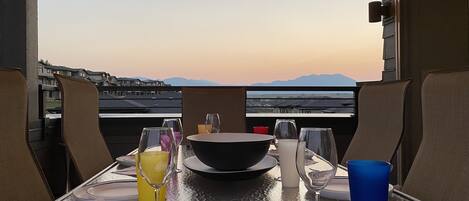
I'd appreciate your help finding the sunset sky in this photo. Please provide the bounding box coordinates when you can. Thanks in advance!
[38,0,383,85]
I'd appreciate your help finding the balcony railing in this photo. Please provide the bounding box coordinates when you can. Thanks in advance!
[39,85,359,118]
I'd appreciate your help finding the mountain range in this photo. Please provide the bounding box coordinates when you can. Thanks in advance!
[158,74,356,86]
[163,77,219,86]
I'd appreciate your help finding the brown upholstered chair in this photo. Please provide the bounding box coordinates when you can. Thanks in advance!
[0,69,52,201]
[55,74,113,181]
[341,80,410,165]
[182,87,246,139]
[403,69,469,200]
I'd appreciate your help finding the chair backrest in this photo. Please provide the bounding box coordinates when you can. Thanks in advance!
[55,74,113,181]
[0,69,52,201]
[182,87,246,138]
[341,80,410,165]
[403,69,469,200]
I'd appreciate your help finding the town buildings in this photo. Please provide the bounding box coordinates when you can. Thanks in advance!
[37,61,167,98]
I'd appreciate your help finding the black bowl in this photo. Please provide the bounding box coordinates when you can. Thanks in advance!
[187,133,273,171]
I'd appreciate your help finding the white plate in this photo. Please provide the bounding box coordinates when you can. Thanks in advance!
[112,166,136,177]
[73,180,138,201]
[116,155,136,167]
[184,155,277,180]
[321,178,393,200]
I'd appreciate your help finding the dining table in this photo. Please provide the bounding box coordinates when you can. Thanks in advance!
[56,145,419,201]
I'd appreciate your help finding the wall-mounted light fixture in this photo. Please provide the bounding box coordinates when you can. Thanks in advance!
[369,1,392,23]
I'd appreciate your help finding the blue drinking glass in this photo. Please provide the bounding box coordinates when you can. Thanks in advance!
[347,160,391,201]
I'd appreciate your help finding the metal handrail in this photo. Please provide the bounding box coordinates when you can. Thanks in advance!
[39,85,360,118]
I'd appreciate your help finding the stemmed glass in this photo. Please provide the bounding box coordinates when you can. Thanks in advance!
[205,113,221,133]
[273,119,298,181]
[162,118,183,173]
[273,119,298,148]
[296,128,338,201]
[137,127,176,201]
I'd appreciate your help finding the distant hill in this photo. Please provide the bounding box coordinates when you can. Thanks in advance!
[132,76,154,81]
[163,77,219,86]
[162,74,356,86]
[252,74,356,86]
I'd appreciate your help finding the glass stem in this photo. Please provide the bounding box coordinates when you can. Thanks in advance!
[154,188,160,201]
[175,147,180,173]
[314,191,320,201]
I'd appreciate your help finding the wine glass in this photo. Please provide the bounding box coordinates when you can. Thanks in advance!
[137,127,176,201]
[205,113,221,133]
[273,119,297,182]
[273,119,298,148]
[162,118,183,173]
[296,128,338,201]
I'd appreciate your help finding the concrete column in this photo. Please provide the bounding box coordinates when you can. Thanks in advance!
[0,0,39,123]
[381,0,398,81]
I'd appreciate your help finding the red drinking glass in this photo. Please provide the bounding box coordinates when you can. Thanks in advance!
[253,126,269,135]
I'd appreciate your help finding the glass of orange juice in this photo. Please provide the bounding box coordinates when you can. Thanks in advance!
[136,160,166,201]
[197,124,212,134]
[137,127,176,201]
